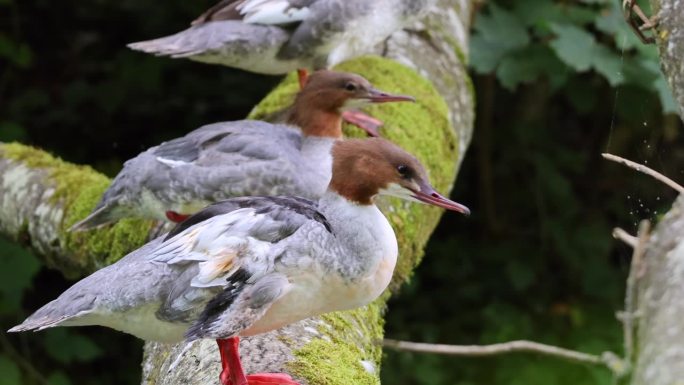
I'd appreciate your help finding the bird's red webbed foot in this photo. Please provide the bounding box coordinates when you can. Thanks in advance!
[244,373,300,385]
[220,372,299,385]
[217,338,301,385]
[341,110,384,137]
[165,211,190,223]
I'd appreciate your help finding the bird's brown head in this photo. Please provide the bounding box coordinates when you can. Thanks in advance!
[288,70,415,138]
[329,138,470,214]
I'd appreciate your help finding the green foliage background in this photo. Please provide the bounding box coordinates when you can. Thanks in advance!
[1,0,682,384]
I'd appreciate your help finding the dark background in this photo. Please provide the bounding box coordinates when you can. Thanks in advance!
[1,0,682,384]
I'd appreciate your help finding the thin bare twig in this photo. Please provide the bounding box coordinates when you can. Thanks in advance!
[613,227,638,248]
[602,153,684,194]
[383,339,626,375]
[622,220,651,366]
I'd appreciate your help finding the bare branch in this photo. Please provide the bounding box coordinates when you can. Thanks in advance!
[613,227,638,248]
[622,220,651,367]
[383,339,626,375]
[602,153,684,194]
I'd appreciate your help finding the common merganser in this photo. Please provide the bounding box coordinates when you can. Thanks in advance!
[128,0,432,75]
[10,138,469,385]
[70,70,413,231]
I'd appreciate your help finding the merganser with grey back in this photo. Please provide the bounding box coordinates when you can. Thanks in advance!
[70,70,414,231]
[127,0,435,74]
[10,138,469,385]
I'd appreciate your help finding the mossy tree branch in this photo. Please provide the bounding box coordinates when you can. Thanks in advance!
[650,0,684,119]
[1,1,474,383]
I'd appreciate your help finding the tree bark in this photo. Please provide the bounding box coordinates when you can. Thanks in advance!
[629,2,684,383]
[650,0,684,118]
[1,1,475,384]
[630,196,684,385]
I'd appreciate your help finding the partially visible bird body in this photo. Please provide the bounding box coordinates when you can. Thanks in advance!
[12,193,397,343]
[128,0,432,74]
[72,121,334,230]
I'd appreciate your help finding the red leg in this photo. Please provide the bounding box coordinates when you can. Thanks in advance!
[217,339,232,385]
[341,110,384,137]
[297,69,309,89]
[165,211,190,223]
[222,337,301,385]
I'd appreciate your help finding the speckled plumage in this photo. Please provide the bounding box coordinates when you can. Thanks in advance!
[10,192,398,343]
[71,120,335,230]
[128,0,434,74]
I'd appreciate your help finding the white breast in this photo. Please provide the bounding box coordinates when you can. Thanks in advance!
[241,196,398,336]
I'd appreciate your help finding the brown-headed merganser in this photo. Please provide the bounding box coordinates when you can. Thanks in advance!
[11,138,469,385]
[70,70,413,231]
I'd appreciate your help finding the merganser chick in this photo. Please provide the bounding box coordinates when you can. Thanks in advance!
[128,0,433,75]
[10,138,469,385]
[70,70,413,231]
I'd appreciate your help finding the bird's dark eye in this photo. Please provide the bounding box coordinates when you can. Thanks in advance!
[344,82,357,91]
[397,165,410,178]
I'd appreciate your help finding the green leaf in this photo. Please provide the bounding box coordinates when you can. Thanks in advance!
[591,45,624,86]
[549,23,595,71]
[512,0,560,27]
[470,35,509,73]
[636,57,679,114]
[622,56,659,90]
[654,75,678,114]
[496,44,569,90]
[0,356,21,385]
[0,239,40,314]
[470,3,530,73]
[43,329,104,363]
[475,4,530,51]
[594,1,642,50]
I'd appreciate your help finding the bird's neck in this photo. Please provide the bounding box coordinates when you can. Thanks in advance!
[287,105,343,139]
[317,190,398,278]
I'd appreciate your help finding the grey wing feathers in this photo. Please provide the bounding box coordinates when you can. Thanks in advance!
[127,21,289,61]
[192,0,244,25]
[156,197,321,337]
[279,0,368,60]
[186,272,289,340]
[164,195,329,241]
[69,121,304,231]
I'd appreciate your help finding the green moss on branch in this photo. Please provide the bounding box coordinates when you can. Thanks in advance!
[1,143,153,277]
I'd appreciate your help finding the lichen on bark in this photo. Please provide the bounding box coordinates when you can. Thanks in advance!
[0,143,153,278]
[630,196,684,385]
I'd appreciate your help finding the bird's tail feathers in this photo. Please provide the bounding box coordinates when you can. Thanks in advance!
[128,28,219,58]
[8,315,72,333]
[68,204,118,232]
